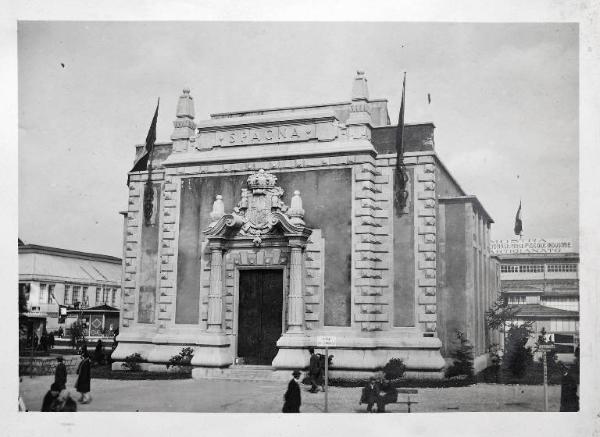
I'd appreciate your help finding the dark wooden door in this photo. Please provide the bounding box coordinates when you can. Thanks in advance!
[237,269,283,365]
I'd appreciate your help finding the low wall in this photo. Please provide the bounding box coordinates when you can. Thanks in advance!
[19,356,80,376]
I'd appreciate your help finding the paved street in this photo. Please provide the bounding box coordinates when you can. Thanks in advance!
[19,375,562,413]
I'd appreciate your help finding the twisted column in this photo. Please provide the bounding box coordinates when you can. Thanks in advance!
[207,245,224,332]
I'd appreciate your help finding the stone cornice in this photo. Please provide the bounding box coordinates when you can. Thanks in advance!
[196,110,338,130]
[162,139,377,167]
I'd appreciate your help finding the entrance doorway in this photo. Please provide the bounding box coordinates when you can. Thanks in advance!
[237,269,283,365]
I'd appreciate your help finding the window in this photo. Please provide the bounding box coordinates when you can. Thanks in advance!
[542,297,579,312]
[48,284,55,304]
[111,288,117,306]
[501,264,544,273]
[547,264,578,273]
[95,287,101,304]
[103,287,109,303]
[82,286,88,306]
[550,319,577,332]
[64,285,71,305]
[72,286,81,304]
[39,284,47,304]
[518,265,544,273]
[508,295,526,305]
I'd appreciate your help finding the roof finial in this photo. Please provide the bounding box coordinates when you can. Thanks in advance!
[176,87,195,119]
[352,70,369,101]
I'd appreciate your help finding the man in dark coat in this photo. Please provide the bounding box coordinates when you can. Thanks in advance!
[41,382,61,412]
[54,356,67,390]
[282,370,302,413]
[560,367,579,412]
[308,347,321,393]
[75,351,92,404]
[360,377,384,413]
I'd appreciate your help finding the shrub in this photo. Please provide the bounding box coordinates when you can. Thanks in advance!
[167,347,194,369]
[121,353,143,371]
[445,330,474,378]
[503,325,533,377]
[383,358,406,380]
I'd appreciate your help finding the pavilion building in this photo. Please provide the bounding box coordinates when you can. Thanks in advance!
[112,72,499,378]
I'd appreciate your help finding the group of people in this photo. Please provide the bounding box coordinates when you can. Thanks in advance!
[40,349,92,412]
[28,329,56,352]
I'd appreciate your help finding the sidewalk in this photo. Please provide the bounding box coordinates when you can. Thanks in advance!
[19,375,562,413]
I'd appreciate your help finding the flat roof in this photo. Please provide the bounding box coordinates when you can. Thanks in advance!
[210,99,389,119]
[19,244,121,264]
[438,195,495,224]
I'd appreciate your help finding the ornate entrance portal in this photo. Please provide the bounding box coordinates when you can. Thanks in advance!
[191,169,312,369]
[237,269,284,365]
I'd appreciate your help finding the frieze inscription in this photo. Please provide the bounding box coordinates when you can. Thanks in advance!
[197,123,318,149]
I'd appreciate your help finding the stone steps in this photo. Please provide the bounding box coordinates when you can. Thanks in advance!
[192,365,291,382]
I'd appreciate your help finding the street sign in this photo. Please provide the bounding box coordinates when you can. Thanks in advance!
[316,336,336,413]
[317,336,336,347]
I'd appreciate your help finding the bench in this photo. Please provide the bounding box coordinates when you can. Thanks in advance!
[389,389,419,413]
[360,388,419,413]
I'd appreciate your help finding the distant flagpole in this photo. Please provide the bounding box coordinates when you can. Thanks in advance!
[143,98,160,226]
[394,72,408,215]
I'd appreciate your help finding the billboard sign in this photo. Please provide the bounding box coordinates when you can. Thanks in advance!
[490,238,574,255]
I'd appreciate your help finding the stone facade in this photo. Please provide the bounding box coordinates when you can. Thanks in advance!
[113,72,496,378]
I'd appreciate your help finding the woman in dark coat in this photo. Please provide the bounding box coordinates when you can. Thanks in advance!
[75,351,92,403]
[560,367,579,412]
[282,370,302,413]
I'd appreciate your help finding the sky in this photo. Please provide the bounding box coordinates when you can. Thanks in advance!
[18,21,579,257]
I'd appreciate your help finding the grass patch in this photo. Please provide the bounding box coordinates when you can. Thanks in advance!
[91,364,192,380]
[328,376,475,388]
[475,363,570,385]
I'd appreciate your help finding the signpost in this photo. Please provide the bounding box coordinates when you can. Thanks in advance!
[539,343,555,412]
[316,336,336,413]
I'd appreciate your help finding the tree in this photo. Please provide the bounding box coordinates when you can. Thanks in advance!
[445,330,474,378]
[503,324,533,377]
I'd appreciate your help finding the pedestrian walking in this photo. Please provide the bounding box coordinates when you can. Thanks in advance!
[41,382,61,412]
[308,347,321,393]
[54,356,67,390]
[94,339,104,365]
[560,366,579,412]
[48,332,55,350]
[75,351,92,404]
[40,330,48,353]
[282,370,302,413]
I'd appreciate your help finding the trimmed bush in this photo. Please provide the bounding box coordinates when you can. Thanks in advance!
[121,353,143,372]
[383,358,406,380]
[445,330,474,378]
[167,347,194,369]
[503,325,533,377]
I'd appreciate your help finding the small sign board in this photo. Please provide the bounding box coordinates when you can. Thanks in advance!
[538,344,556,351]
[316,336,336,347]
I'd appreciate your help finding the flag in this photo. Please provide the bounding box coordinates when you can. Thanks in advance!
[514,201,522,236]
[146,98,160,155]
[143,99,159,225]
[394,72,408,215]
[427,93,431,104]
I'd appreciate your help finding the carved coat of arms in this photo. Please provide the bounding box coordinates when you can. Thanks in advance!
[205,169,307,246]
